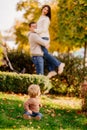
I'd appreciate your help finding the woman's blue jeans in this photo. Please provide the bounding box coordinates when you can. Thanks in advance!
[42,37,61,72]
[32,56,44,75]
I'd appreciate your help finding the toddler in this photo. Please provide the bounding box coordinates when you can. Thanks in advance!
[23,84,42,120]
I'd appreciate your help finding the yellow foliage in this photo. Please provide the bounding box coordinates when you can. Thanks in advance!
[49,3,59,52]
[17,43,30,54]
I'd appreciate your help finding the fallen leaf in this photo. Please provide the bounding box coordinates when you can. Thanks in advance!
[18,104,22,107]
[51,113,56,117]
[13,125,16,128]
[29,122,32,124]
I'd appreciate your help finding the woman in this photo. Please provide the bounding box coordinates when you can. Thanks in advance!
[34,5,65,78]
[34,5,51,54]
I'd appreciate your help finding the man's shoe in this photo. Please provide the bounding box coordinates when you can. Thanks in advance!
[47,71,57,78]
[58,63,65,74]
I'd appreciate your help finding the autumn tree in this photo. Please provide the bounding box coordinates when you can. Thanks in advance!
[49,2,60,52]
[14,20,29,53]
[14,0,41,53]
[57,0,87,66]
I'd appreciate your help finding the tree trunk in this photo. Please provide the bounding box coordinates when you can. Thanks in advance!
[84,42,87,67]
[81,42,87,113]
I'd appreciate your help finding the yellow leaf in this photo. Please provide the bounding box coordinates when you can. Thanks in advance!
[13,126,16,128]
[18,104,22,107]
[51,113,56,117]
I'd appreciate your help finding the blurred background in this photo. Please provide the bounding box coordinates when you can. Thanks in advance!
[0,0,87,71]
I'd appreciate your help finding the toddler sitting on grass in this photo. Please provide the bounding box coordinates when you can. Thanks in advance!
[23,84,42,120]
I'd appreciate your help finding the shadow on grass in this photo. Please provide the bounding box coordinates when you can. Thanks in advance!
[0,98,87,130]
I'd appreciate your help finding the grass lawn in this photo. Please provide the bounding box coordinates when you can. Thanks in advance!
[0,92,87,130]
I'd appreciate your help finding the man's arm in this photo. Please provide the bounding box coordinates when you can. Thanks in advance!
[32,33,49,48]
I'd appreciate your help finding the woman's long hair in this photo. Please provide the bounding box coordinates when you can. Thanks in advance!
[41,5,51,20]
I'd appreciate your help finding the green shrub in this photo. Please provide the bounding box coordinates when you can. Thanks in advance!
[0,51,35,73]
[8,51,35,73]
[0,72,52,94]
[50,55,87,96]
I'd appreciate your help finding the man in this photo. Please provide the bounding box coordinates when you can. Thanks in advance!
[28,22,65,78]
[28,22,49,75]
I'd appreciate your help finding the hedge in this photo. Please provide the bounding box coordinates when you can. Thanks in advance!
[0,72,52,94]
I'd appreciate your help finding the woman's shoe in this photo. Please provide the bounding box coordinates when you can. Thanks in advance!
[47,71,57,78]
[58,63,65,74]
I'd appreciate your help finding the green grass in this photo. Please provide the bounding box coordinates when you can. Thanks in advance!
[0,92,87,130]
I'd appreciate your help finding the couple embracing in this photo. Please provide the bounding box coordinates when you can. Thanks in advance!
[28,5,65,78]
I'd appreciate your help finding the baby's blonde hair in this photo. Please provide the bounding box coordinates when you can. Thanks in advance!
[28,84,41,97]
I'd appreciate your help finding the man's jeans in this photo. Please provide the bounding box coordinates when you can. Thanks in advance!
[42,37,61,71]
[32,56,44,74]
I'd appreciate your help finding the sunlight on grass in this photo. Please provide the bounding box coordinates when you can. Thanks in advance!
[41,95,82,110]
[0,92,87,130]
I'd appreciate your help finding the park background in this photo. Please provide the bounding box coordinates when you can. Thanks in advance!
[0,0,87,130]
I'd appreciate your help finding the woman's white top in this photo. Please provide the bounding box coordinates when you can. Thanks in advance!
[34,15,50,39]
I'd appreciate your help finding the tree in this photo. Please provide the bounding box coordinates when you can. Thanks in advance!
[58,0,87,113]
[57,0,87,66]
[49,2,60,52]
[14,21,29,53]
[14,0,41,53]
